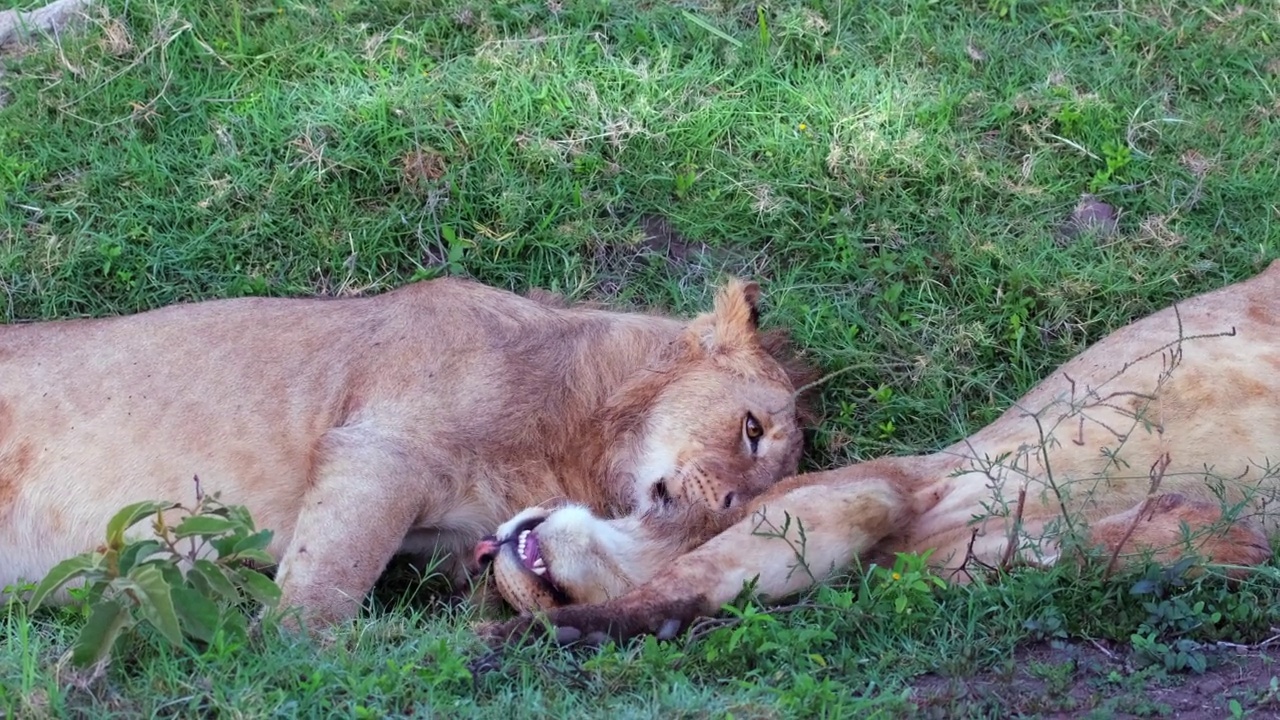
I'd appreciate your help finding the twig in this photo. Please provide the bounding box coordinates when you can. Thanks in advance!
[791,363,873,400]
[1104,452,1170,578]
[959,526,998,582]
[1214,628,1280,652]
[1087,637,1118,661]
[998,487,1028,572]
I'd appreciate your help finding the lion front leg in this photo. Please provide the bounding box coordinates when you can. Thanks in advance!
[488,472,910,646]
[272,424,427,630]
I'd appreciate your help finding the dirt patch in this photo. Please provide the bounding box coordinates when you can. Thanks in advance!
[911,641,1280,718]
[586,213,707,300]
[636,214,707,265]
[400,149,448,188]
[589,211,775,303]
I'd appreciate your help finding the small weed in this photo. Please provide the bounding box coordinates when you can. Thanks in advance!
[27,480,279,668]
[1122,558,1224,674]
[1091,140,1134,191]
[865,552,948,616]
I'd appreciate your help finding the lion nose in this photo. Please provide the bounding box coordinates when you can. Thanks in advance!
[474,535,500,568]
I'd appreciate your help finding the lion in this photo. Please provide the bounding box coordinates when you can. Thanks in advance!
[482,260,1280,644]
[0,276,816,628]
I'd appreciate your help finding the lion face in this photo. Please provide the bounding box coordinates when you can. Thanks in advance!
[475,501,690,613]
[606,278,813,519]
[627,366,804,515]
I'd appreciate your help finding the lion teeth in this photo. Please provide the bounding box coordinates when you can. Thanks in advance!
[517,529,530,557]
[532,565,546,576]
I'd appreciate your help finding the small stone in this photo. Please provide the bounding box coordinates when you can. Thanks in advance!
[1057,194,1119,245]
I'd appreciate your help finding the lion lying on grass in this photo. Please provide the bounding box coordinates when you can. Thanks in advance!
[0,277,814,627]
[483,260,1280,644]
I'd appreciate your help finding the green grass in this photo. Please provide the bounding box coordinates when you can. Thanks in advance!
[3,0,1280,716]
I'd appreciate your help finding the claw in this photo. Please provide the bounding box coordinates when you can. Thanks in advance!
[554,626,582,645]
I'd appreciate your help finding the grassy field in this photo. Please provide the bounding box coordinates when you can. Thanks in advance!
[3,0,1280,716]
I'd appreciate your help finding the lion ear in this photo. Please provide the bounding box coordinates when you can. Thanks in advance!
[686,277,762,355]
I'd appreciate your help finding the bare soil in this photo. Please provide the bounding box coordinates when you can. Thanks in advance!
[912,641,1280,718]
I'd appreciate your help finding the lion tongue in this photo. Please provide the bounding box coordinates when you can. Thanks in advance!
[516,528,553,581]
[521,531,542,569]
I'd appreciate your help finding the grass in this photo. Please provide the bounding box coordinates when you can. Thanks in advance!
[2,0,1280,716]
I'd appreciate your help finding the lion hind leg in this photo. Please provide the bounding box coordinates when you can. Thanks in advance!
[1088,493,1272,574]
[272,423,426,630]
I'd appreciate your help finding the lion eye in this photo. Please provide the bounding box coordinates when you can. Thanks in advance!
[744,412,764,452]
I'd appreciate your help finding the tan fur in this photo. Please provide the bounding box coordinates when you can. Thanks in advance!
[0,276,815,627]
[485,261,1280,642]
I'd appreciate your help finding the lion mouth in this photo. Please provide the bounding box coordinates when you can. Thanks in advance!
[511,521,551,580]
[491,516,570,605]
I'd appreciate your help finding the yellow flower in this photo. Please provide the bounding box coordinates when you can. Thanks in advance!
[798,123,808,131]
[891,572,901,581]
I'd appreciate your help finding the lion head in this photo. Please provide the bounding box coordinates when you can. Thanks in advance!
[476,500,707,614]
[474,278,818,611]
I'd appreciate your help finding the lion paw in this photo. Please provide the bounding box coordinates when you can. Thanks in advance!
[476,594,708,648]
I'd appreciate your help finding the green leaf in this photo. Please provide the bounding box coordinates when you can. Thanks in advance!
[232,529,274,555]
[190,560,239,602]
[225,549,275,567]
[173,515,236,538]
[116,540,164,576]
[125,564,184,647]
[170,586,221,644]
[208,535,238,558]
[235,568,282,607]
[681,11,742,48]
[225,505,257,531]
[187,566,212,597]
[106,501,175,549]
[219,612,250,643]
[28,554,99,611]
[71,599,134,667]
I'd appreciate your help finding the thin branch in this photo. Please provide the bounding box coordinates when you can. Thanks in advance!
[998,487,1028,572]
[1104,452,1170,579]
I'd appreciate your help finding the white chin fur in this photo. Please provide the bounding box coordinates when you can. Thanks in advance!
[494,506,551,540]
[630,435,679,513]
[531,505,646,602]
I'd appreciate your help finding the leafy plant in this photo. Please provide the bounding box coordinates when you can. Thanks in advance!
[987,0,1018,21]
[673,162,698,199]
[700,602,781,663]
[1126,558,1221,674]
[1091,139,1133,191]
[27,481,280,667]
[1023,604,1069,643]
[866,551,948,615]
